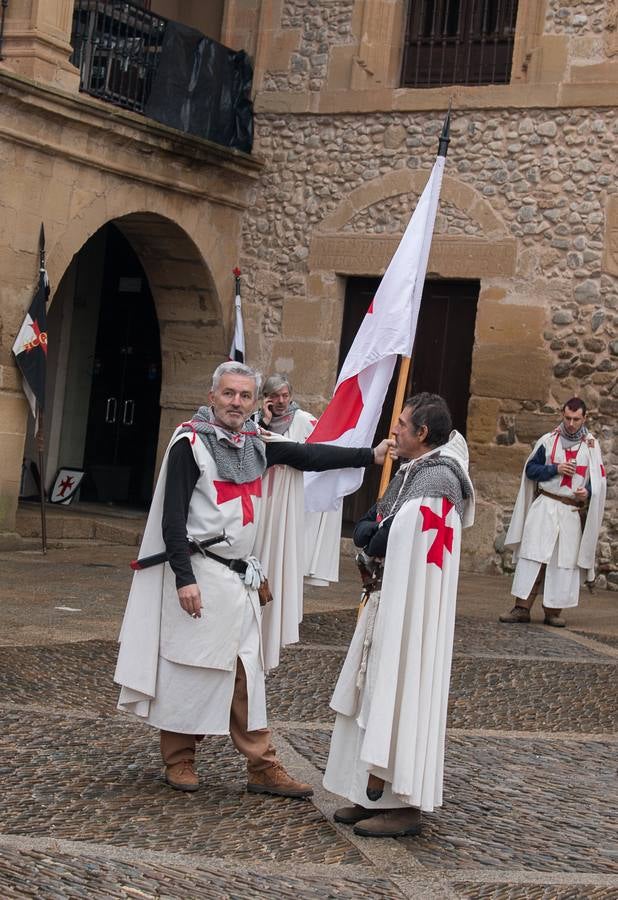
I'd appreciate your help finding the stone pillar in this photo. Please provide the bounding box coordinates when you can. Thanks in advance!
[0,0,80,92]
[0,360,28,541]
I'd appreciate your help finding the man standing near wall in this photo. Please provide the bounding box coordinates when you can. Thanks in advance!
[257,373,343,586]
[254,374,344,670]
[114,362,389,797]
[499,398,606,627]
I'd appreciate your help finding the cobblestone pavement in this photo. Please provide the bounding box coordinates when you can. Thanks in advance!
[0,545,617,898]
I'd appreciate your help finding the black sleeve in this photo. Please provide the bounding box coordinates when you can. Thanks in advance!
[161,438,200,589]
[353,504,380,548]
[353,503,393,557]
[365,517,394,558]
[266,441,373,472]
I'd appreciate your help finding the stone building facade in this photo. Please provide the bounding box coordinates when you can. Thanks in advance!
[221,0,618,585]
[0,0,616,587]
[0,0,259,539]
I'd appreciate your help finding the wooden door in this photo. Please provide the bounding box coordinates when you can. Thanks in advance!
[341,277,478,526]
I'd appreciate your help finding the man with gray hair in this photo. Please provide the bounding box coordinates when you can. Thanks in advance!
[115,361,390,799]
[255,373,344,669]
[323,394,474,837]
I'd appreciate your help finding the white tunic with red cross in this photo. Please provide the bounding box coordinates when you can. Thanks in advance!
[158,432,265,672]
[115,428,269,734]
[325,433,475,813]
[518,432,591,570]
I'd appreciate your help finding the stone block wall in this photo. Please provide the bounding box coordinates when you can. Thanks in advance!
[231,0,617,584]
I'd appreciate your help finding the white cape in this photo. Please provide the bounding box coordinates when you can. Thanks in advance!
[254,434,306,672]
[324,431,474,811]
[505,431,606,580]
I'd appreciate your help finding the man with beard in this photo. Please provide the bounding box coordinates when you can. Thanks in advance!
[114,362,389,797]
[323,393,474,837]
[499,398,606,627]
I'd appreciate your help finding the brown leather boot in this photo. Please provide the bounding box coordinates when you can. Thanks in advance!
[247,762,313,798]
[499,605,531,624]
[543,609,566,627]
[334,804,378,825]
[164,760,199,792]
[353,807,422,837]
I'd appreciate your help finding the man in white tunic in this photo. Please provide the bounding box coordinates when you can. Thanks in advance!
[114,362,388,796]
[257,374,343,586]
[254,375,343,670]
[323,394,474,837]
[499,398,606,627]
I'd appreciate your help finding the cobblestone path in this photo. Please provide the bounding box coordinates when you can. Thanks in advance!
[0,548,617,898]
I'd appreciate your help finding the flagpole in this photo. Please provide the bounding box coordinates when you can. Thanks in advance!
[377,106,451,499]
[37,224,48,554]
[37,413,47,554]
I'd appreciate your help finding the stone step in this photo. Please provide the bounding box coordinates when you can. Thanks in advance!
[15,505,145,547]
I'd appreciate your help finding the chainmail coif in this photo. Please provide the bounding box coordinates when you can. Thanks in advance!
[180,406,267,485]
[377,452,472,522]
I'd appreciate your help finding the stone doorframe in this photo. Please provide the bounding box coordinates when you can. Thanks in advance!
[280,169,519,405]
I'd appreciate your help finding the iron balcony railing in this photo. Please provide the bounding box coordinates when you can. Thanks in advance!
[402,0,519,88]
[70,1,166,113]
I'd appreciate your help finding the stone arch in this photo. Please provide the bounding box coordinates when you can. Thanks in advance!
[316,169,509,240]
[47,197,230,473]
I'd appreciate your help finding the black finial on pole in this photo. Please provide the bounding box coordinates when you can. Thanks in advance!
[437,100,452,158]
[39,223,46,270]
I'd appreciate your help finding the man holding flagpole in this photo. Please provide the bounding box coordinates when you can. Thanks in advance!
[323,393,474,836]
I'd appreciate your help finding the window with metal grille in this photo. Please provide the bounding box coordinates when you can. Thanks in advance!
[401,0,519,87]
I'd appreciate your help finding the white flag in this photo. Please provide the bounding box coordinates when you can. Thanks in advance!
[305,155,446,512]
[229,268,245,363]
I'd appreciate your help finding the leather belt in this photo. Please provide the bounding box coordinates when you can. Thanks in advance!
[201,547,248,575]
[538,487,584,508]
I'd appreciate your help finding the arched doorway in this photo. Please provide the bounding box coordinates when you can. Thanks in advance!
[46,223,162,508]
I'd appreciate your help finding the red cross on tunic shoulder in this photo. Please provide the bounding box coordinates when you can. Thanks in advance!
[559,448,588,489]
[419,498,454,569]
[214,477,262,526]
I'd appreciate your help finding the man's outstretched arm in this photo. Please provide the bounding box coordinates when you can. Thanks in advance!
[265,439,391,471]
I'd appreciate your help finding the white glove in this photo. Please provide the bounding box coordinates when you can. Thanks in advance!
[244,556,265,591]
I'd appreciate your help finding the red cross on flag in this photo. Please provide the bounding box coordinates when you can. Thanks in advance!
[305,152,447,513]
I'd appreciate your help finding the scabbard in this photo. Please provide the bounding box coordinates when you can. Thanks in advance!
[130,533,227,571]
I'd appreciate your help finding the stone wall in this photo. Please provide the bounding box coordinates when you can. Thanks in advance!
[0,70,259,536]
[239,101,617,583]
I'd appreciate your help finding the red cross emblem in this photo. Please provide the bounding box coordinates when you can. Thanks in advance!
[419,498,454,569]
[560,449,587,489]
[57,476,75,497]
[214,477,262,526]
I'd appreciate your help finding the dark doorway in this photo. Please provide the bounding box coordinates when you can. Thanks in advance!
[81,224,162,507]
[341,276,479,526]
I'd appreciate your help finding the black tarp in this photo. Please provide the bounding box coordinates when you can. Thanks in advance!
[144,21,253,153]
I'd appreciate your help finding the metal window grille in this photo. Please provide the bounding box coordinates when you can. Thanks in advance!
[401,0,519,87]
[70,1,166,113]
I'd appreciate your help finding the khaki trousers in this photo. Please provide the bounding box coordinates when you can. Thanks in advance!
[515,565,562,617]
[159,658,277,773]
